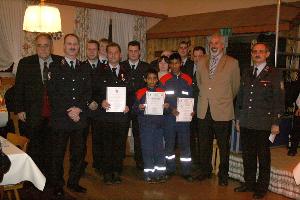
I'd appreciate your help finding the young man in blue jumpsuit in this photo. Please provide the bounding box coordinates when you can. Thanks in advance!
[133,68,169,183]
[159,53,194,182]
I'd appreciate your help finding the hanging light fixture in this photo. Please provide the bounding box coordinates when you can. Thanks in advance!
[23,0,61,33]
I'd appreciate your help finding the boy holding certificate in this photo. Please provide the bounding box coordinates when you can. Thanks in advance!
[133,68,169,183]
[159,53,194,182]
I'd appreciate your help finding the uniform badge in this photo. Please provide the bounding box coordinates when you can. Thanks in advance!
[121,74,125,81]
[48,72,51,80]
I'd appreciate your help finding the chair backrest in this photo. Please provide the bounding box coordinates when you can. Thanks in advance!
[6,133,29,152]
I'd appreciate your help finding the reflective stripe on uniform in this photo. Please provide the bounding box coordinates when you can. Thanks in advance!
[165,90,174,95]
[154,166,166,171]
[182,91,189,95]
[144,168,155,173]
[165,155,175,160]
[180,157,192,162]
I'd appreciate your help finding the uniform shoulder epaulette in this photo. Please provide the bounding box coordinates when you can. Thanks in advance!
[160,73,173,85]
[136,87,148,100]
[181,73,192,86]
[155,88,164,92]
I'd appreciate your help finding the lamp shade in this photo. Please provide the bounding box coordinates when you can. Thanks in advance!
[23,5,62,33]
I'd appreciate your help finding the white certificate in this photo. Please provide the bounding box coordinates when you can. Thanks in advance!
[176,98,194,122]
[106,87,126,112]
[145,92,165,115]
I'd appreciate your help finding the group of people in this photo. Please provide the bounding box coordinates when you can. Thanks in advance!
[13,31,287,200]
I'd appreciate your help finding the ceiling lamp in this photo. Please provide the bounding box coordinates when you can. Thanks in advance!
[23,0,61,33]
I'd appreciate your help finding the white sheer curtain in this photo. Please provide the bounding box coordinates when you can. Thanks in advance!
[88,9,110,41]
[111,13,135,61]
[0,0,26,73]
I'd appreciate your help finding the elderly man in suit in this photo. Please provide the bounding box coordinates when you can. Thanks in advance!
[15,33,62,180]
[234,43,284,199]
[196,33,240,186]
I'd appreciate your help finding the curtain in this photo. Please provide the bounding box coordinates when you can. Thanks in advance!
[74,7,89,61]
[133,16,147,61]
[146,36,206,63]
[0,0,26,73]
[111,13,135,61]
[88,9,110,41]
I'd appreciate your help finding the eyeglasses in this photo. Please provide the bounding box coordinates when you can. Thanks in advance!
[251,50,268,54]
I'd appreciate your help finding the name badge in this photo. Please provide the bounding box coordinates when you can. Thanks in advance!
[165,91,174,95]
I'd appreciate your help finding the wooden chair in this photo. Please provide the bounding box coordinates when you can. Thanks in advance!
[4,133,29,200]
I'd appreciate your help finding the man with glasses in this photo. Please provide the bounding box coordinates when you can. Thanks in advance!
[15,33,62,181]
[234,43,284,199]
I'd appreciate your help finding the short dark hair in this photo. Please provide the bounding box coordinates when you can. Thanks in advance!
[146,68,158,78]
[128,40,140,50]
[158,55,169,64]
[99,38,109,44]
[35,33,52,44]
[179,41,189,46]
[251,42,270,52]
[193,46,206,54]
[64,33,80,44]
[106,42,121,52]
[169,52,182,63]
[87,40,100,50]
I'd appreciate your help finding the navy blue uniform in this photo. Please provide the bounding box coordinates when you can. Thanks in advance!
[159,73,193,176]
[48,58,92,188]
[133,87,166,180]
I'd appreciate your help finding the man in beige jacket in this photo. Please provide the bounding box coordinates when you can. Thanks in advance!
[196,33,240,186]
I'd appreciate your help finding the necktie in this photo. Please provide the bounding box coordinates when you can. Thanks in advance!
[112,68,117,77]
[92,64,96,69]
[253,67,258,79]
[70,61,74,69]
[43,62,48,83]
[209,56,218,79]
[131,65,135,71]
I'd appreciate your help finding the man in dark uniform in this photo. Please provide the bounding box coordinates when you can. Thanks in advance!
[48,33,92,198]
[234,43,285,199]
[94,42,130,184]
[80,40,100,174]
[15,33,61,179]
[178,41,194,78]
[190,46,205,167]
[121,40,150,169]
[287,74,300,156]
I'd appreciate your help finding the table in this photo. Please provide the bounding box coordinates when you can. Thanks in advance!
[0,137,46,191]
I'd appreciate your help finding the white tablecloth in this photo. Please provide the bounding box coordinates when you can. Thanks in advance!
[0,136,46,191]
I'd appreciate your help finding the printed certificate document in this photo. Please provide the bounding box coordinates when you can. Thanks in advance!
[106,87,126,112]
[176,98,194,122]
[145,92,165,115]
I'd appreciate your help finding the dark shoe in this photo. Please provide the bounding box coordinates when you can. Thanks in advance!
[53,188,64,200]
[103,173,113,185]
[195,173,211,181]
[288,150,297,156]
[112,172,122,184]
[156,175,167,183]
[218,178,228,186]
[234,184,253,192]
[145,177,157,184]
[67,184,87,193]
[182,175,194,182]
[253,192,266,199]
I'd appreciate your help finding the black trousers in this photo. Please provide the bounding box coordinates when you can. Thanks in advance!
[95,121,128,174]
[27,118,52,179]
[190,115,200,166]
[198,110,231,180]
[50,128,85,188]
[91,118,104,170]
[290,116,300,152]
[131,114,143,165]
[240,128,270,193]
